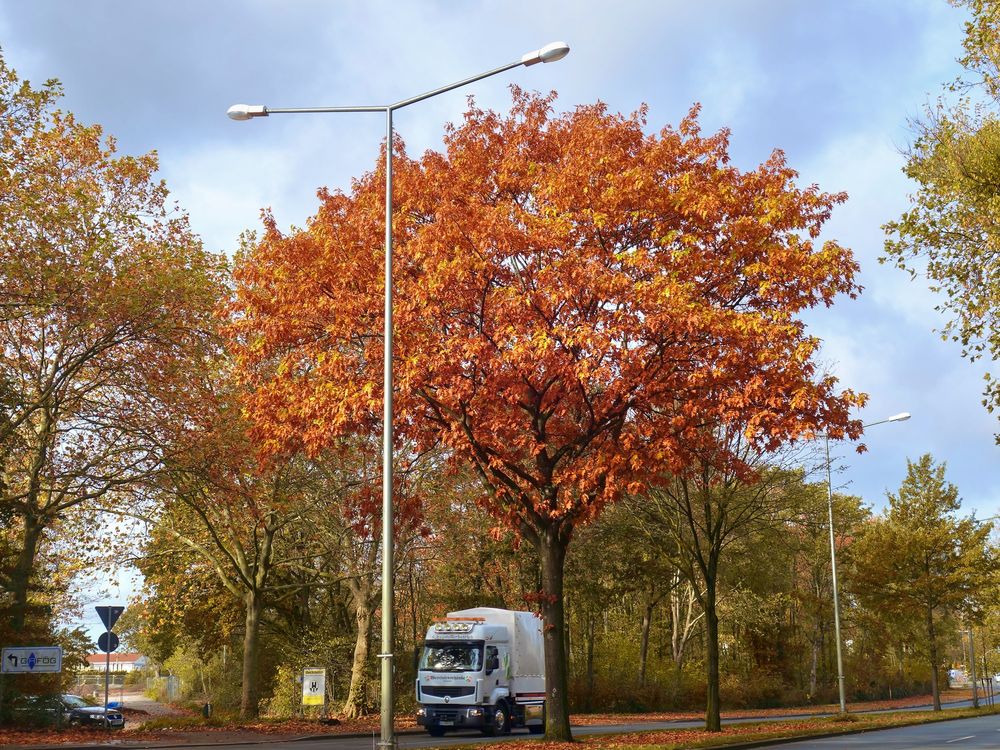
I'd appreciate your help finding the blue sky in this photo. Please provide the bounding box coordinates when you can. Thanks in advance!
[2,1,997,635]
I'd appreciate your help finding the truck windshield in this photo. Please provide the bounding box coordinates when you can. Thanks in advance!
[419,642,483,672]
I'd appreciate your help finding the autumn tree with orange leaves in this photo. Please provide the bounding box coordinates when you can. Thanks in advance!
[0,54,224,645]
[229,89,865,740]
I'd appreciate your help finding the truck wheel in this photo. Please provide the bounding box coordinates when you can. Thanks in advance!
[529,724,544,734]
[484,703,510,736]
[427,727,447,737]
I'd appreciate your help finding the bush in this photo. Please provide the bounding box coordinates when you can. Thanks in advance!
[264,664,301,718]
[8,695,65,728]
[719,671,787,709]
[138,714,227,731]
[569,663,706,713]
[155,645,243,712]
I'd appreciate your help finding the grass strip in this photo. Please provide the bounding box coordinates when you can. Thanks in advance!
[461,705,1000,750]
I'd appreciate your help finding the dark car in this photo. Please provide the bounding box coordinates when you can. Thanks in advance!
[16,694,125,729]
[59,694,125,729]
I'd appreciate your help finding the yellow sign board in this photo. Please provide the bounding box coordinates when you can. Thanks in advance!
[302,668,326,706]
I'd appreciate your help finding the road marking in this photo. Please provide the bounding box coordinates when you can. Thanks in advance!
[946,736,975,743]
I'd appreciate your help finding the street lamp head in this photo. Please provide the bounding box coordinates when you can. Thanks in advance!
[886,412,911,423]
[521,41,570,66]
[227,104,268,121]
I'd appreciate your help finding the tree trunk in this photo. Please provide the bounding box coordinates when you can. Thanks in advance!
[409,562,420,675]
[809,624,820,698]
[241,590,263,719]
[704,572,721,732]
[538,532,572,741]
[10,514,45,633]
[585,610,595,711]
[671,579,699,668]
[639,599,654,686]
[926,603,941,711]
[564,596,572,678]
[343,593,374,719]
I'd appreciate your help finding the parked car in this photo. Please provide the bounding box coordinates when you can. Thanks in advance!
[15,694,125,729]
[60,694,125,729]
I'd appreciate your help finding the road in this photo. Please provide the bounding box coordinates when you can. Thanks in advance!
[161,701,992,750]
[751,712,1000,748]
[219,721,687,750]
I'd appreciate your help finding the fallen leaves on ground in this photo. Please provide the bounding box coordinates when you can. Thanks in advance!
[0,690,975,746]
[486,720,837,750]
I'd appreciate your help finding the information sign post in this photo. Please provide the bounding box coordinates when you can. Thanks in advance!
[1,647,63,673]
[95,605,124,729]
[301,668,326,714]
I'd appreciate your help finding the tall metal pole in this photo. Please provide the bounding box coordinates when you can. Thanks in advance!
[378,106,395,750]
[226,45,569,750]
[820,412,910,714]
[826,435,847,713]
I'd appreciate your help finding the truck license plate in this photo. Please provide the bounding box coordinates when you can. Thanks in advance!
[439,720,454,726]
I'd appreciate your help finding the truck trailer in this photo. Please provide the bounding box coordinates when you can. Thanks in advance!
[415,607,545,736]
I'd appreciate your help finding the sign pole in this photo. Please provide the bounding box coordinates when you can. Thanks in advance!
[95,605,123,729]
[104,618,111,729]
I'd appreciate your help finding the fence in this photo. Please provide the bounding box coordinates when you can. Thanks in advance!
[146,675,181,702]
[71,674,126,701]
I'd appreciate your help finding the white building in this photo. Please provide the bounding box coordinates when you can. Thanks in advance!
[85,653,148,672]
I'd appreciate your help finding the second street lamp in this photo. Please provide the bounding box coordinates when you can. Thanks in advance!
[227,41,569,749]
[960,628,980,708]
[825,411,910,714]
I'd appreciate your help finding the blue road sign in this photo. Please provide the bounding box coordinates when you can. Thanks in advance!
[97,631,120,653]
[95,605,124,631]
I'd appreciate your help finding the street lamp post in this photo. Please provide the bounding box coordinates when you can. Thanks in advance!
[227,42,569,749]
[961,629,980,708]
[824,411,910,714]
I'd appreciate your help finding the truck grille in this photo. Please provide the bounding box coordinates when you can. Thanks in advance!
[422,685,475,698]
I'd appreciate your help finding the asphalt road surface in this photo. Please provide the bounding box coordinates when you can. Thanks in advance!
[179,701,995,750]
[750,711,1000,748]
[230,722,687,750]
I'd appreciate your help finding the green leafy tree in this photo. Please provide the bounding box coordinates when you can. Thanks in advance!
[567,502,681,692]
[0,52,225,634]
[628,440,813,731]
[883,0,1000,435]
[787,485,869,701]
[127,419,352,719]
[849,454,996,710]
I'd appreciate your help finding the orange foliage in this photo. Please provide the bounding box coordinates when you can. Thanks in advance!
[228,89,865,534]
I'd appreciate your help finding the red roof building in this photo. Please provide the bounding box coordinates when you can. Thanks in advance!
[84,653,147,672]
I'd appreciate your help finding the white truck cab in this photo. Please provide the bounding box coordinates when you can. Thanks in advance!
[415,607,545,736]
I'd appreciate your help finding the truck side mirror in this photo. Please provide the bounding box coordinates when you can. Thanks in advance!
[485,656,499,674]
